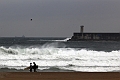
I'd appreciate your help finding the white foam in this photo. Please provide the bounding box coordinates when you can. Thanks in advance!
[0,45,120,71]
[52,38,71,42]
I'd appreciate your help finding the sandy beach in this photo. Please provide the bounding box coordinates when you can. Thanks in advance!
[0,72,120,80]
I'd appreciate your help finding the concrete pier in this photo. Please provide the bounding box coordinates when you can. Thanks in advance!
[68,26,120,41]
[68,33,120,41]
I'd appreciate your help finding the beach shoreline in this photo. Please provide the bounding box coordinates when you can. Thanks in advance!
[0,72,120,80]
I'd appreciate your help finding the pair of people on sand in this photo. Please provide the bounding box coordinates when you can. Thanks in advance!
[30,62,38,72]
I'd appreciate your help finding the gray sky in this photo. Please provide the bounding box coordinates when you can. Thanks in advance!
[0,0,120,37]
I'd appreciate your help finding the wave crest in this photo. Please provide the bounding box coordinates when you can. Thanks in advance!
[0,46,18,54]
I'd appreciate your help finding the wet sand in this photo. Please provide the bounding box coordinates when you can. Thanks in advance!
[0,72,120,80]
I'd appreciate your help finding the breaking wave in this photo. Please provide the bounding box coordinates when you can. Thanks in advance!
[0,43,120,72]
[51,38,71,41]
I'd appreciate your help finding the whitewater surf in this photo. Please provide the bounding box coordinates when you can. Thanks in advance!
[0,37,120,72]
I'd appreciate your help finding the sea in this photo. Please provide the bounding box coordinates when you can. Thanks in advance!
[0,37,120,72]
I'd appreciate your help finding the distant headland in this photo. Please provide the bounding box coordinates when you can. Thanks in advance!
[68,26,120,41]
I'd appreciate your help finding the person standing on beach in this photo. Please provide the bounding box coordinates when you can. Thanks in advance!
[30,63,33,72]
[33,62,37,72]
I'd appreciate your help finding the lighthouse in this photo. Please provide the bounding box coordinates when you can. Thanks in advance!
[80,25,84,39]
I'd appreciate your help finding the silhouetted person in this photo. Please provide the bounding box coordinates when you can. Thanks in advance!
[29,63,32,72]
[33,62,37,72]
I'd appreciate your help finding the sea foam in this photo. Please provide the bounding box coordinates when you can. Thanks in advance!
[0,44,120,72]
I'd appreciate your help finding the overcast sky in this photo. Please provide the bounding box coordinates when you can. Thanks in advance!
[0,0,120,37]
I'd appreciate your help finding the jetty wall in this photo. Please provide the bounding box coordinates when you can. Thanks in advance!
[68,26,120,41]
[68,33,120,41]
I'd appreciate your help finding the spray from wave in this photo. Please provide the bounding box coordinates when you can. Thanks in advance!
[39,38,70,42]
[0,43,120,72]
[51,38,71,42]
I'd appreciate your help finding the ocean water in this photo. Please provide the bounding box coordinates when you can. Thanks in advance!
[0,37,120,72]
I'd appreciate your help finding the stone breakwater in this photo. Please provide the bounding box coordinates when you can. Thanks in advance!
[68,33,120,41]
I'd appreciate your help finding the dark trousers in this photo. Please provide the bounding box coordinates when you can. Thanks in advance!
[30,69,32,72]
[33,68,37,72]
